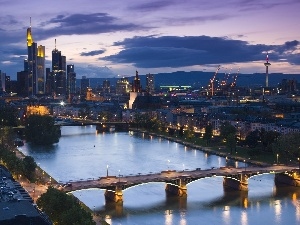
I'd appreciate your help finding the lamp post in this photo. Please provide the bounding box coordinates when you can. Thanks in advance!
[244,160,246,172]
[106,165,109,177]
[277,154,279,164]
[182,164,185,171]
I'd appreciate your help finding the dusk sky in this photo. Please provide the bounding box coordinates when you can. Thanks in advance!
[0,0,299,79]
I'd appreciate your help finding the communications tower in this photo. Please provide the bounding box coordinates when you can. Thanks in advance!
[264,53,271,87]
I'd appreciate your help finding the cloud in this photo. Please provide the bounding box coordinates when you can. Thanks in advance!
[102,35,299,68]
[80,49,106,56]
[128,0,173,11]
[35,13,147,40]
[75,64,117,78]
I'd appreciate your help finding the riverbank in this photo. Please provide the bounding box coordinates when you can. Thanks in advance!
[130,128,272,167]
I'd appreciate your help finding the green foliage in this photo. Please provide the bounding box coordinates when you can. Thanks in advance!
[272,132,300,162]
[22,156,37,180]
[260,129,280,152]
[0,105,18,127]
[25,115,60,145]
[226,133,236,154]
[203,124,213,144]
[37,187,95,225]
[245,130,260,148]
[220,122,236,141]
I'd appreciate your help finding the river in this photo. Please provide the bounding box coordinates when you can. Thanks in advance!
[18,126,300,225]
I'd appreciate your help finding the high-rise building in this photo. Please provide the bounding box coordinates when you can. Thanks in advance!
[17,71,28,96]
[0,70,5,92]
[146,73,155,95]
[103,80,110,94]
[37,45,45,94]
[67,64,76,97]
[5,75,10,93]
[26,19,45,96]
[52,39,66,96]
[81,76,90,95]
[116,77,130,95]
[45,68,54,95]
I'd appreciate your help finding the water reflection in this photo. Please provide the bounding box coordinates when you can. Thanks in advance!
[19,126,300,225]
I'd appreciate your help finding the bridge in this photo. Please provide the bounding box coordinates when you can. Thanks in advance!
[55,120,129,132]
[62,165,300,203]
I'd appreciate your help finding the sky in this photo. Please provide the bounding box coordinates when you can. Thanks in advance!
[0,0,300,79]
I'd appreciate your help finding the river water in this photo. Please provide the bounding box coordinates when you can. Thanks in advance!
[18,126,300,225]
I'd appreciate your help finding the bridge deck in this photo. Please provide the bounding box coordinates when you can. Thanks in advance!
[62,165,296,192]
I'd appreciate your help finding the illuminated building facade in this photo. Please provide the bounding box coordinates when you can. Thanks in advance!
[37,45,45,94]
[103,80,110,94]
[116,77,131,95]
[67,64,76,98]
[26,19,45,95]
[52,40,66,96]
[146,73,155,95]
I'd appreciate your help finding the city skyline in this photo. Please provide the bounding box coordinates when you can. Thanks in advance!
[0,0,300,80]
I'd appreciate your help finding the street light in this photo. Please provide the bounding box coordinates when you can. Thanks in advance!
[244,160,246,172]
[106,165,109,177]
[277,154,279,164]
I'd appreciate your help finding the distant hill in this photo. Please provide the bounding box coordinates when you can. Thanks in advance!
[77,71,300,89]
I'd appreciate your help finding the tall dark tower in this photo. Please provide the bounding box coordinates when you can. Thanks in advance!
[27,17,37,96]
[264,53,271,87]
[52,39,66,96]
[67,64,76,100]
[132,70,141,92]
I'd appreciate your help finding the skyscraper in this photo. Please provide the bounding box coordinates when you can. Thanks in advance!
[67,64,76,98]
[103,80,111,94]
[26,19,45,96]
[37,45,45,94]
[52,39,66,96]
[146,73,155,95]
[81,76,90,95]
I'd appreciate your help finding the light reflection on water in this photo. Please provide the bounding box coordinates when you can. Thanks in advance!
[18,126,300,225]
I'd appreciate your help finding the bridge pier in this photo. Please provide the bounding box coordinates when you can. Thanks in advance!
[165,177,188,197]
[275,172,300,187]
[223,173,248,191]
[104,183,123,203]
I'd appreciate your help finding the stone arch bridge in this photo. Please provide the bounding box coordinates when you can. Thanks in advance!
[62,165,300,203]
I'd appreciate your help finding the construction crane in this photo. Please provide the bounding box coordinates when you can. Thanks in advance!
[207,65,221,96]
[221,68,232,88]
[231,68,240,87]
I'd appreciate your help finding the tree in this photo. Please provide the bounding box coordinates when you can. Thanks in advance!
[220,122,236,141]
[226,133,236,154]
[25,115,61,145]
[22,156,37,180]
[0,105,18,127]
[260,129,280,152]
[272,132,300,163]
[37,187,95,225]
[245,130,260,148]
[203,124,213,145]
